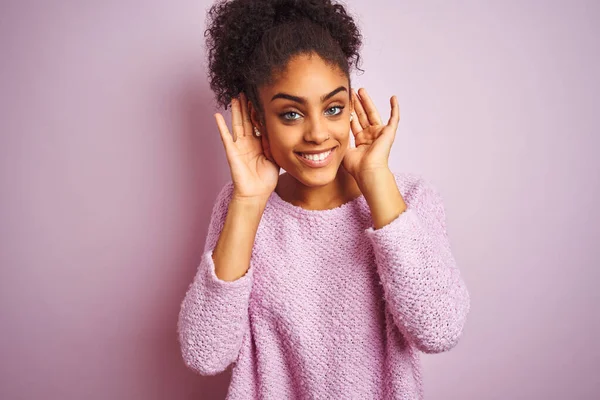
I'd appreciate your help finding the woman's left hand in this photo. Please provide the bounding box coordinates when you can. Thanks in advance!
[342,88,400,184]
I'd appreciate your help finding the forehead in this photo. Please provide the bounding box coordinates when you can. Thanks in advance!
[262,53,348,100]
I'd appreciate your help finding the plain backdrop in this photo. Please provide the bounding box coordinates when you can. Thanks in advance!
[1,1,599,399]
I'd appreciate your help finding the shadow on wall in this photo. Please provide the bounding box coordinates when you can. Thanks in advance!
[144,73,234,399]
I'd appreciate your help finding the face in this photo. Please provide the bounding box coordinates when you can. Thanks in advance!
[250,53,353,188]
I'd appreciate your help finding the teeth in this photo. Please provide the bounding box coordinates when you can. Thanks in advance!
[300,150,331,161]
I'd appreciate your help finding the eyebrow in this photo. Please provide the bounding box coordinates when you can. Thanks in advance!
[270,86,347,104]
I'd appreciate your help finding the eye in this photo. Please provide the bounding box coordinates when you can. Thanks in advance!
[325,106,344,116]
[280,111,301,121]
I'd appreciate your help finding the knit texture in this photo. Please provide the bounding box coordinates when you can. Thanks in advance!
[178,172,470,399]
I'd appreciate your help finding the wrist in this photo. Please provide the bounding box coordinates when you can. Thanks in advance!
[230,194,268,215]
[357,169,407,229]
[356,167,393,194]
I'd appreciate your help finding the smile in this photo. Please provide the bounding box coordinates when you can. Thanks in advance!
[295,147,337,168]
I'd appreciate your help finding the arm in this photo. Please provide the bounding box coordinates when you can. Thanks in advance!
[362,172,471,353]
[177,182,265,375]
[213,190,266,282]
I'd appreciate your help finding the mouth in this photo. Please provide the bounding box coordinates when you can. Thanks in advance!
[294,146,337,168]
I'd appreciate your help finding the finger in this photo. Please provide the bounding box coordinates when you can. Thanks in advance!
[377,96,400,148]
[230,97,244,140]
[240,92,253,136]
[354,130,374,147]
[357,88,382,126]
[214,113,234,154]
[352,90,370,129]
[348,129,355,149]
[350,110,362,136]
[387,95,400,131]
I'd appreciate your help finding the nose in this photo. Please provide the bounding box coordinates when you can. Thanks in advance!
[303,115,330,144]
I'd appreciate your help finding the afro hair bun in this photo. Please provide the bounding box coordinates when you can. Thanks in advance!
[204,0,363,109]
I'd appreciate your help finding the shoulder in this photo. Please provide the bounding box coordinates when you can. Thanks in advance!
[387,171,451,238]
[215,180,235,202]
[390,171,446,210]
[208,180,235,219]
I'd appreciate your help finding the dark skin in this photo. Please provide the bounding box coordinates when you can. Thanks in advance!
[248,53,360,210]
[210,52,405,284]
[216,52,405,225]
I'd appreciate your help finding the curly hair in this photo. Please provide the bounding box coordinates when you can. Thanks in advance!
[204,0,363,114]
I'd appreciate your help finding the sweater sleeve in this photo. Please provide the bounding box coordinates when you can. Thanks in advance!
[364,174,470,354]
[177,182,254,375]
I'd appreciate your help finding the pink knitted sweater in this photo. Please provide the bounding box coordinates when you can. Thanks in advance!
[178,172,470,399]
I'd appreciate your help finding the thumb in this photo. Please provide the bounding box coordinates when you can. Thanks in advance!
[214,113,236,164]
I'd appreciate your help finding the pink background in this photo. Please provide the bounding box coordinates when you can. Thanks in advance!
[1,1,598,399]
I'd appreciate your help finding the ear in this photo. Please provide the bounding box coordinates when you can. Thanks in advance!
[247,99,276,163]
[247,100,263,134]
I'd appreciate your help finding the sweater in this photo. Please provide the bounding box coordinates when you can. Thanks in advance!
[177,171,470,399]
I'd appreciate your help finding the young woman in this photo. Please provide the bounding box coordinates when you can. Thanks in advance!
[178,0,470,398]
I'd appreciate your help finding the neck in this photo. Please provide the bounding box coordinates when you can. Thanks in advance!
[275,167,362,211]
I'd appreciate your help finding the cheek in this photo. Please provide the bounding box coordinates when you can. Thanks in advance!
[265,132,294,159]
[266,125,298,150]
[336,124,351,144]
[337,141,349,158]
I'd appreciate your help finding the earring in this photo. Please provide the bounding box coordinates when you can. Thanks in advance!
[254,126,261,137]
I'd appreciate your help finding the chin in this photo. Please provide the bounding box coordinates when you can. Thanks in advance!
[290,162,342,188]
[298,171,338,188]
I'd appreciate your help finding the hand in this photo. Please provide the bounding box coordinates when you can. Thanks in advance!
[214,92,280,202]
[342,88,400,183]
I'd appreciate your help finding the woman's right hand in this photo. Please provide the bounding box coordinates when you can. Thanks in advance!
[214,92,280,203]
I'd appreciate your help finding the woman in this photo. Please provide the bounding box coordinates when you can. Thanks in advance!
[178,0,470,398]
